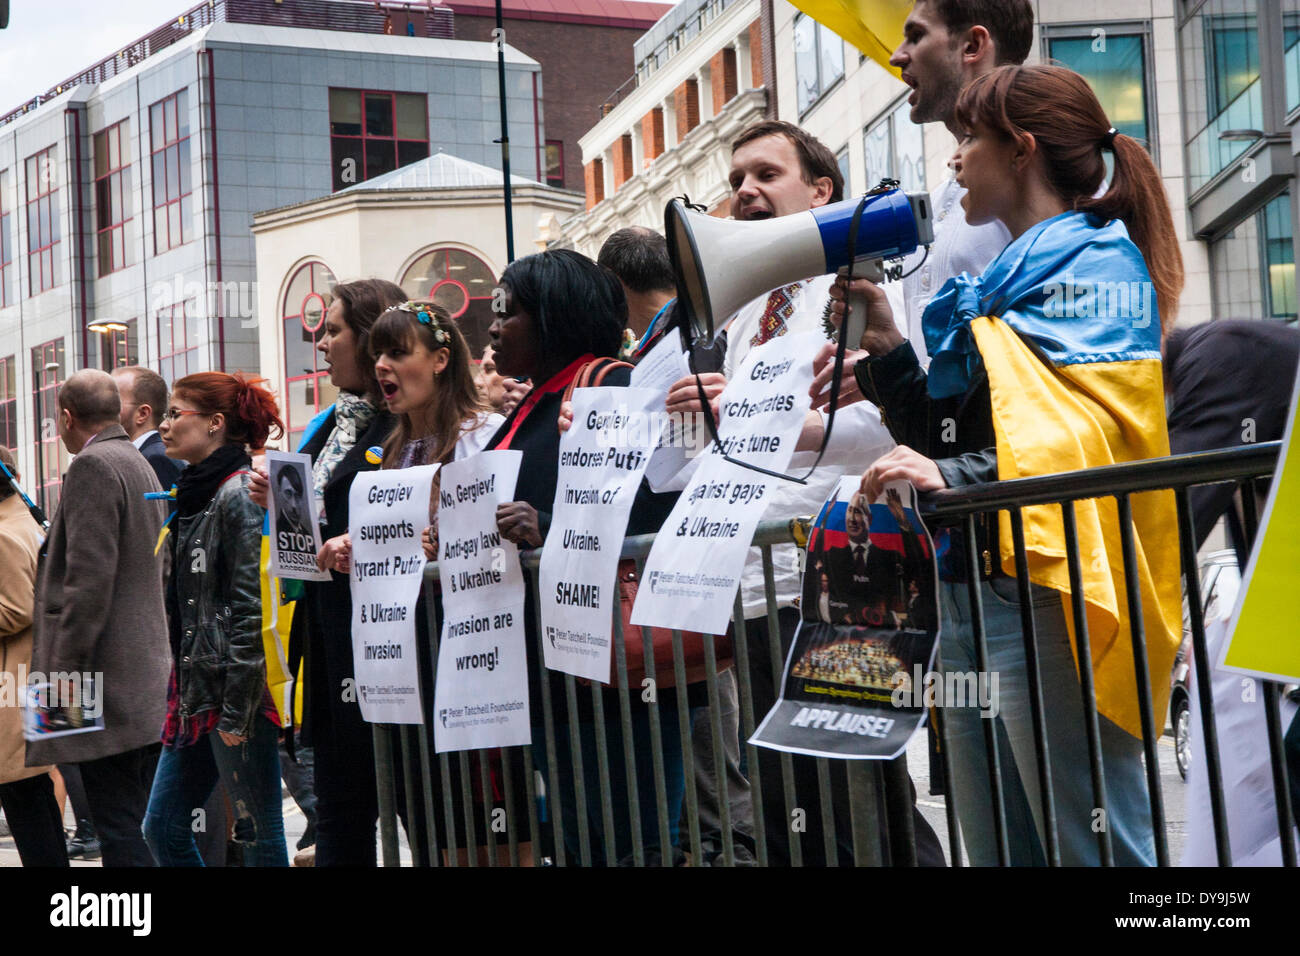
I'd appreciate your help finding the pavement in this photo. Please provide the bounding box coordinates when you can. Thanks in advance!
[1,725,1186,867]
[904,717,1187,865]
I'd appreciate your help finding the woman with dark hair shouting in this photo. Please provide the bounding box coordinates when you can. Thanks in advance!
[144,373,290,866]
[832,64,1184,866]
[486,249,685,865]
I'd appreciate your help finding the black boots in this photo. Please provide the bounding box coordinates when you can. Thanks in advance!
[66,819,100,861]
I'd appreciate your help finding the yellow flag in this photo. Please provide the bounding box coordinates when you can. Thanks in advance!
[1220,368,1300,682]
[972,316,1182,740]
[789,0,911,77]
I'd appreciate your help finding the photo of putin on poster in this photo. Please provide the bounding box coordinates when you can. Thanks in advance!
[266,450,329,581]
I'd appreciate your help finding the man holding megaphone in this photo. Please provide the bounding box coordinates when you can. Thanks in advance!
[663,119,945,867]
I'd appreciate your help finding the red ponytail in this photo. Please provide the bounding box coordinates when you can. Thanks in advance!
[173,372,285,451]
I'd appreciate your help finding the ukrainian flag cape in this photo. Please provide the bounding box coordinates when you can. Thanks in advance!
[261,404,336,726]
[922,211,1181,739]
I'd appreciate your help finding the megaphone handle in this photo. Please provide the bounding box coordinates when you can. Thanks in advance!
[843,288,869,351]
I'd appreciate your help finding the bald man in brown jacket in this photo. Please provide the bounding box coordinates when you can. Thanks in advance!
[27,369,171,866]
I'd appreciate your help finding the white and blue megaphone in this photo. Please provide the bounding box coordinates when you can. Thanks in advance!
[665,185,934,347]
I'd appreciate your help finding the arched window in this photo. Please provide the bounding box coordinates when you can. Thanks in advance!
[282,261,337,445]
[399,247,496,355]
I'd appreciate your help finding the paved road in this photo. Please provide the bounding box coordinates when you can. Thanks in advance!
[2,726,1187,867]
[905,718,1187,865]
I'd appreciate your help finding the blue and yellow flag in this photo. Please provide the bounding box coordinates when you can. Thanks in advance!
[789,0,910,77]
[923,211,1181,739]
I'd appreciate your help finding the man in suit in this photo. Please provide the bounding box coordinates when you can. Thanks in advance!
[111,366,183,489]
[1165,319,1300,555]
[27,369,171,866]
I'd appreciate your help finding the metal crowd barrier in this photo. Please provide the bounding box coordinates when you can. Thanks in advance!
[371,442,1295,866]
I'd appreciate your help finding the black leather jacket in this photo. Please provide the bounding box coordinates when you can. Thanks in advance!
[853,341,1002,579]
[168,472,267,738]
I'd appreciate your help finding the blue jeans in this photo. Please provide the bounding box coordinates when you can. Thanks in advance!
[144,715,289,867]
[532,701,688,865]
[939,576,1155,866]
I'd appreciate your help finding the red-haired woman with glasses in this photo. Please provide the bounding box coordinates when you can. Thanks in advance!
[143,372,290,866]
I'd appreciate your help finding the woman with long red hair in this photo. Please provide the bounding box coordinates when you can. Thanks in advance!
[143,372,290,866]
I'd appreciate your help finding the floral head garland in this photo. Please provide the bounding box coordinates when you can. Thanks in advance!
[393,300,451,346]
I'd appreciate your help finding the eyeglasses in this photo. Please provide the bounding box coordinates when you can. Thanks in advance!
[162,408,205,421]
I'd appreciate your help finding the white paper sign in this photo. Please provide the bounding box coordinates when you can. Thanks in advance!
[437,450,525,613]
[434,450,531,752]
[348,464,438,724]
[266,450,329,581]
[629,332,698,492]
[539,386,659,682]
[630,331,820,636]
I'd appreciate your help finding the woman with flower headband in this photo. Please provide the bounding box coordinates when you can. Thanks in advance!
[249,278,406,866]
[319,299,505,861]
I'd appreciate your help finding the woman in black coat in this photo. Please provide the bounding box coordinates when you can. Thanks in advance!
[488,250,684,865]
[251,278,405,865]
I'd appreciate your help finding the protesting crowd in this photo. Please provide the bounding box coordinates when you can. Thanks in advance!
[1,0,1296,870]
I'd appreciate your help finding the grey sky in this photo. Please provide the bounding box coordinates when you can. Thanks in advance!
[0,0,220,116]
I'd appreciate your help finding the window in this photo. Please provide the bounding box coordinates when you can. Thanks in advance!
[399,247,497,355]
[32,338,66,514]
[1181,5,1265,191]
[1262,191,1296,322]
[281,262,338,444]
[1287,5,1300,113]
[862,98,926,195]
[836,146,850,196]
[149,91,192,254]
[329,89,429,191]
[1047,31,1152,153]
[25,146,59,295]
[1206,14,1258,118]
[0,356,15,451]
[0,171,12,307]
[545,140,564,188]
[94,121,132,275]
[157,301,198,386]
[89,319,138,371]
[794,14,844,116]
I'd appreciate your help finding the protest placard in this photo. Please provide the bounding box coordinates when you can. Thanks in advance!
[347,464,438,724]
[630,330,821,636]
[628,332,698,492]
[434,450,531,752]
[265,450,329,582]
[751,477,941,759]
[539,386,659,682]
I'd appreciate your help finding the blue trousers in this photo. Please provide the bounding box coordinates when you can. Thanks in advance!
[939,577,1155,866]
[144,714,289,867]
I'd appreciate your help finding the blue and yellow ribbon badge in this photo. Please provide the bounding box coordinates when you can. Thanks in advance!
[145,485,178,555]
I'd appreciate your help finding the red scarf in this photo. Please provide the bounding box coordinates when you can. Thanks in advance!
[492,353,594,450]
